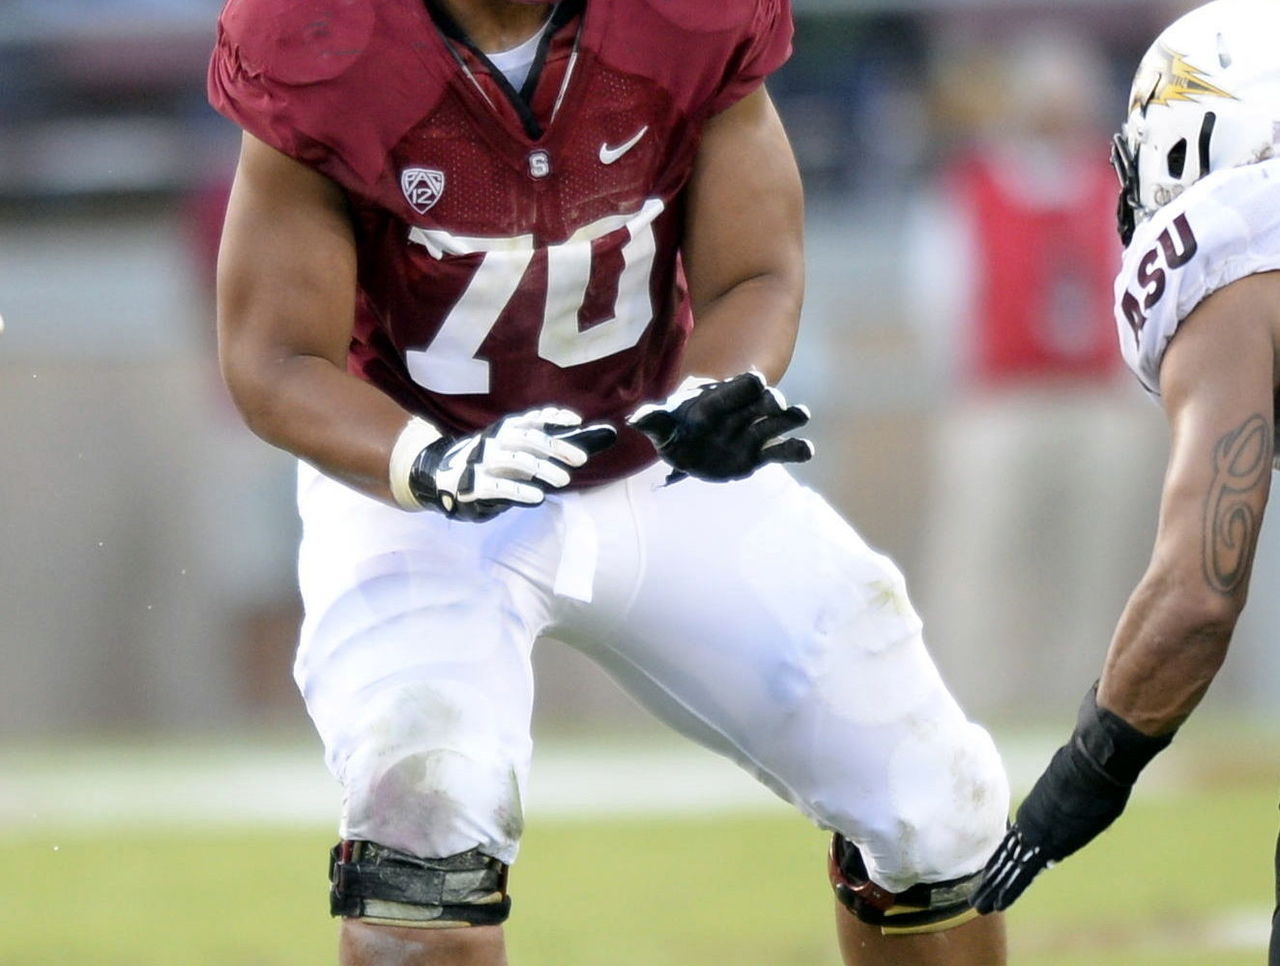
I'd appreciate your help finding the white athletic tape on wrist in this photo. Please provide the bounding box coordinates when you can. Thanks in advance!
[388,416,444,511]
[675,373,717,394]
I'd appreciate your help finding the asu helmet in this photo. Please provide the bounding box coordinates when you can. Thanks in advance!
[1112,0,1280,244]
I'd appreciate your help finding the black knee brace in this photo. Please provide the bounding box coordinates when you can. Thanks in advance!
[329,840,511,927]
[828,833,981,935]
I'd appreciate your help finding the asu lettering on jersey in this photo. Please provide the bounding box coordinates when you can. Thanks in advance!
[208,0,792,487]
[1113,156,1280,397]
[1116,214,1198,341]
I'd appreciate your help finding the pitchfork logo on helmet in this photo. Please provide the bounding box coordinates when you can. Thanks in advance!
[401,167,445,215]
[1112,0,1280,245]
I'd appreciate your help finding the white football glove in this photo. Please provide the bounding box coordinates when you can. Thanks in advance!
[628,371,813,483]
[399,408,616,521]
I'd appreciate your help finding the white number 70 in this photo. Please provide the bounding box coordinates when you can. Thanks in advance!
[405,197,664,395]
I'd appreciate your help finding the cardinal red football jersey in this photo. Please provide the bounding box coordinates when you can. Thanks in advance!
[209,0,792,485]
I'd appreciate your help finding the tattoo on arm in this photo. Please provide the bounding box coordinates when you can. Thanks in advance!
[1202,413,1273,595]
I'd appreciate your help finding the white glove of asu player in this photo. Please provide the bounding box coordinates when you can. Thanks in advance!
[628,371,814,483]
[390,408,616,521]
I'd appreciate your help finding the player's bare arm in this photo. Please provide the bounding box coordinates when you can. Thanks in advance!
[973,2,1280,918]
[217,132,413,502]
[1098,271,1280,732]
[219,133,612,516]
[975,272,1280,914]
[680,84,805,384]
[628,86,813,482]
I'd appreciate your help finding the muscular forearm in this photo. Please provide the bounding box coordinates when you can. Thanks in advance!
[226,350,411,504]
[681,273,801,384]
[1097,573,1237,734]
[972,568,1219,916]
[1097,414,1266,733]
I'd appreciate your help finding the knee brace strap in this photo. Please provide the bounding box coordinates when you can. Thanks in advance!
[828,833,981,936]
[329,840,511,928]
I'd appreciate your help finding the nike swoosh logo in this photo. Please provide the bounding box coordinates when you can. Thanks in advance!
[599,126,648,165]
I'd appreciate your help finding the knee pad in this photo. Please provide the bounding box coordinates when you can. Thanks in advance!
[828,833,981,936]
[329,840,511,928]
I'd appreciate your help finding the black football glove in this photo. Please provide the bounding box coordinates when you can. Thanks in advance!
[627,371,814,483]
[972,685,1174,914]
[408,408,616,522]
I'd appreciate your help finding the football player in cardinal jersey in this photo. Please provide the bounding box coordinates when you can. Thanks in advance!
[975,1,1280,951]
[208,1,1009,963]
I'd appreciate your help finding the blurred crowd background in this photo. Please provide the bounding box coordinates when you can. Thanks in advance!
[4,0,1278,743]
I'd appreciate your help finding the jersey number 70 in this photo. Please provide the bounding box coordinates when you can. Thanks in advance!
[404,198,663,395]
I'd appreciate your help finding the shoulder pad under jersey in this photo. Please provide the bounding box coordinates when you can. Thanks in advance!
[218,0,376,86]
[597,0,792,115]
[1113,156,1280,397]
[209,0,444,188]
[636,0,788,33]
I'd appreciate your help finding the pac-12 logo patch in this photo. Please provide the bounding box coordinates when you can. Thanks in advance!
[401,168,445,214]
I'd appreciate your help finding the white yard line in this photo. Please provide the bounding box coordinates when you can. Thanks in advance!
[0,738,796,832]
[0,728,1252,833]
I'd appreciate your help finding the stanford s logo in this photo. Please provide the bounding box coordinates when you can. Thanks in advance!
[1120,213,1198,340]
[401,168,445,215]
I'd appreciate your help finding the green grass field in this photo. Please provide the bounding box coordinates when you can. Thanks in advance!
[6,731,1278,966]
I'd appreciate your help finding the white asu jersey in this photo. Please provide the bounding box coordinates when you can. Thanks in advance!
[1114,156,1280,396]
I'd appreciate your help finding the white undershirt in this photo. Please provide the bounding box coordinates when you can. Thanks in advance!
[487,16,553,92]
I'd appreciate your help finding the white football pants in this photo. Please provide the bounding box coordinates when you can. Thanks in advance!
[295,459,1008,894]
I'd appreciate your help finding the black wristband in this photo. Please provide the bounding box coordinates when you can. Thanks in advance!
[1073,684,1175,787]
[1014,684,1177,862]
[407,436,454,512]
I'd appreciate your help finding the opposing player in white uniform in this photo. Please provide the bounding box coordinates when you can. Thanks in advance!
[974,4,1280,956]
[208,0,1009,964]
